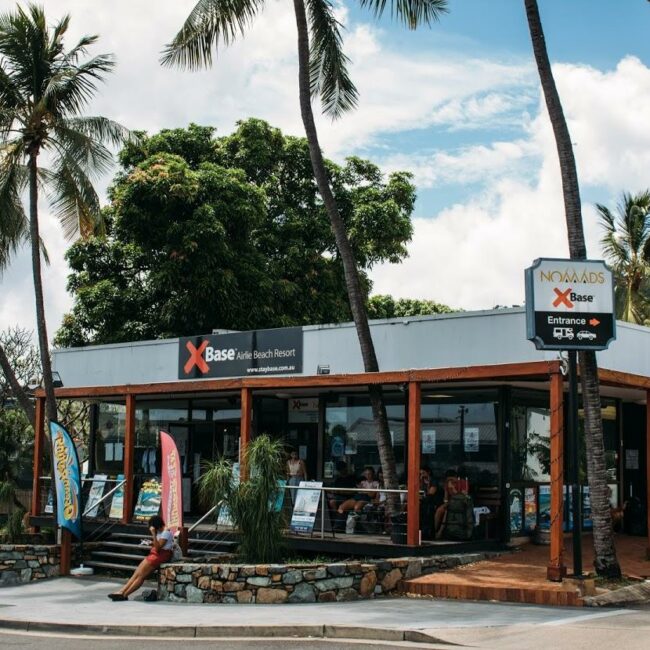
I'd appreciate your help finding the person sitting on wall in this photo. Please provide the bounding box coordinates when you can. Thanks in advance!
[419,467,444,540]
[336,466,379,517]
[108,515,173,601]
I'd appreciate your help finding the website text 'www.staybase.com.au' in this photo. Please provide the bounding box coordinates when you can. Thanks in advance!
[246,364,296,374]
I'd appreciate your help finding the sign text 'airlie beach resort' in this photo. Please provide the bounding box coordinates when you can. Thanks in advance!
[525,258,616,351]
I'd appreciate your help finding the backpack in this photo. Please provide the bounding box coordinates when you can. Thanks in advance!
[443,494,474,541]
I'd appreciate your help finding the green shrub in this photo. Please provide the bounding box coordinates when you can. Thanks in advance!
[199,434,286,563]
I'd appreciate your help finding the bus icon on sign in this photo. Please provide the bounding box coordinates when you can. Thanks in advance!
[553,327,574,341]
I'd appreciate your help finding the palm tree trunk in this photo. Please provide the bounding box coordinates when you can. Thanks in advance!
[28,153,57,424]
[525,0,620,578]
[0,342,35,426]
[292,0,399,511]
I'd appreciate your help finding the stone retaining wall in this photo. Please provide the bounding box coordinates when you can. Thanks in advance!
[0,544,60,586]
[158,552,487,604]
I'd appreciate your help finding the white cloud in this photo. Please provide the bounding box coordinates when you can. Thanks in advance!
[370,57,650,310]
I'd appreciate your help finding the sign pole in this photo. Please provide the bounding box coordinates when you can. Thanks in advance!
[567,351,583,577]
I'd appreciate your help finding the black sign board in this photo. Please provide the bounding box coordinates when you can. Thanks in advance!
[178,327,303,379]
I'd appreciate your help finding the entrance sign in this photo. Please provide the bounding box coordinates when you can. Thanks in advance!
[178,327,303,379]
[160,431,183,535]
[289,481,323,534]
[525,258,616,350]
[50,421,82,539]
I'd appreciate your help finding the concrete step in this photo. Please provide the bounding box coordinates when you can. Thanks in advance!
[91,551,147,563]
[101,541,150,552]
[84,560,138,573]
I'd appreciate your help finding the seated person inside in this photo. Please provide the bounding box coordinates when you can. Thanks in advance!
[419,466,444,540]
[327,461,358,513]
[336,466,380,518]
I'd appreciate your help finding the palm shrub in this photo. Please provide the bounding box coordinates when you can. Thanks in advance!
[199,435,286,563]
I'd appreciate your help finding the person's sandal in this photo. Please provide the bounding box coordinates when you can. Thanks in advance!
[108,593,127,601]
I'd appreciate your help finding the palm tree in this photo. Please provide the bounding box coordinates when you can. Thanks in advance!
[598,191,650,324]
[524,0,621,578]
[162,0,448,509]
[0,4,130,423]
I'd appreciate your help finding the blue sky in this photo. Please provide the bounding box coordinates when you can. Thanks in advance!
[1,0,649,334]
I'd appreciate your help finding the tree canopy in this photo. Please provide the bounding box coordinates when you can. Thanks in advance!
[56,120,422,346]
[367,295,455,320]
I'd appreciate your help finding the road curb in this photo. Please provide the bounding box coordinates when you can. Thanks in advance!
[0,617,457,644]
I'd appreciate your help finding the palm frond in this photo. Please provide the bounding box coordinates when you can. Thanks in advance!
[49,154,103,240]
[0,142,28,271]
[161,0,265,70]
[358,0,448,29]
[307,0,359,119]
[44,53,115,117]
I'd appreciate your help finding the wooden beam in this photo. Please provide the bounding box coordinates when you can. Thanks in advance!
[240,387,252,481]
[599,367,650,391]
[547,370,566,581]
[122,394,136,525]
[647,390,650,560]
[45,360,562,400]
[407,381,421,546]
[30,397,45,528]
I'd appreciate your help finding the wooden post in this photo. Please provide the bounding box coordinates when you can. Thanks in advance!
[30,397,45,528]
[407,381,421,546]
[122,394,136,525]
[646,390,650,560]
[179,526,189,556]
[240,387,252,481]
[547,370,566,581]
[60,528,72,576]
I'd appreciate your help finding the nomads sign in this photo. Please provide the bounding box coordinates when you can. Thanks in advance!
[525,258,616,351]
[178,327,303,379]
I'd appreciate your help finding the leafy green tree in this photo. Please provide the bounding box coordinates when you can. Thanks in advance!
[56,120,417,346]
[0,327,39,425]
[367,295,455,320]
[598,191,650,324]
[199,435,286,563]
[0,408,32,542]
[0,4,129,422]
[163,1,447,506]
[525,0,620,577]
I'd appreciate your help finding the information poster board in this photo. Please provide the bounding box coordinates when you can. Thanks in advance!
[538,485,551,530]
[421,429,436,454]
[109,474,125,519]
[524,487,537,532]
[85,474,108,518]
[133,478,162,521]
[289,481,323,535]
[509,488,523,534]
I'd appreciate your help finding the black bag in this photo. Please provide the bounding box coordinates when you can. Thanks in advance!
[443,494,474,541]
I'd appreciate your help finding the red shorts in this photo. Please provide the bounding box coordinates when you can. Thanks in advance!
[145,548,173,568]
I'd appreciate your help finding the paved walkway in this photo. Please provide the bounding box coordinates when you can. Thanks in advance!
[0,576,633,642]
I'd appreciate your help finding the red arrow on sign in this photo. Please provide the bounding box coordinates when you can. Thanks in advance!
[589,318,600,326]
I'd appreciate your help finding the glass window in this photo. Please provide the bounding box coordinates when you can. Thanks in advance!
[420,392,499,489]
[511,405,551,483]
[324,393,406,483]
[95,401,126,475]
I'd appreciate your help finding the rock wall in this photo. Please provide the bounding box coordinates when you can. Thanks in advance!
[158,553,487,604]
[0,544,60,586]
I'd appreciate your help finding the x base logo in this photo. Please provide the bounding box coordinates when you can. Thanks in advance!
[184,341,209,374]
[552,287,573,308]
